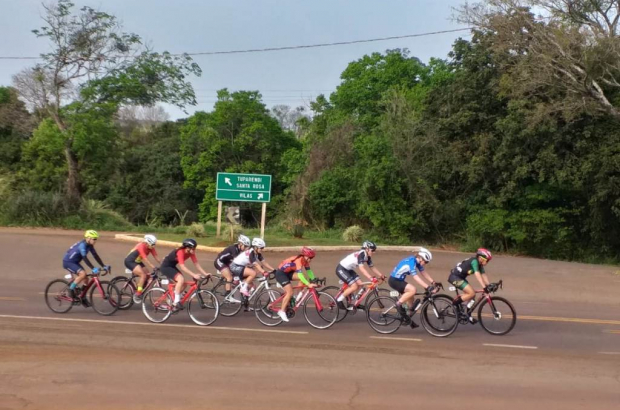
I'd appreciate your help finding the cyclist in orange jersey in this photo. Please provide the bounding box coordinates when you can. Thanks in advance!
[274,247,317,322]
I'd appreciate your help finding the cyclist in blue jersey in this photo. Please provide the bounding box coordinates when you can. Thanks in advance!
[62,230,110,302]
[388,247,437,328]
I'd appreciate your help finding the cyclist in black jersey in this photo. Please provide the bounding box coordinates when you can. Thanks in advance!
[213,235,250,294]
[448,248,493,324]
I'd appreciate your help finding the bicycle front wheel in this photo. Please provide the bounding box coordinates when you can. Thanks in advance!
[303,291,339,330]
[253,289,283,327]
[44,279,74,314]
[142,287,172,323]
[111,277,135,310]
[366,297,402,334]
[478,296,517,335]
[420,297,458,337]
[89,280,120,316]
[321,286,348,322]
[188,290,219,326]
[212,282,243,317]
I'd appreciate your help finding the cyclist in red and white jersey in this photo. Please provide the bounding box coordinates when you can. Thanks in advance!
[228,237,275,296]
[334,241,385,310]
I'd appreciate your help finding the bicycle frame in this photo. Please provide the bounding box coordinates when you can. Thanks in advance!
[334,277,385,308]
[218,272,276,305]
[64,269,110,301]
[452,280,503,316]
[269,284,325,313]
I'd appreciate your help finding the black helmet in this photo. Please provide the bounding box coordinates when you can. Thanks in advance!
[362,240,377,251]
[182,238,197,249]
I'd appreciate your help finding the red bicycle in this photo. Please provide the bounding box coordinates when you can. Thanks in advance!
[44,266,120,316]
[322,277,392,322]
[141,276,219,326]
[253,278,339,329]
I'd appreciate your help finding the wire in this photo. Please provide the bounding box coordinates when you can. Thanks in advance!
[0,28,472,60]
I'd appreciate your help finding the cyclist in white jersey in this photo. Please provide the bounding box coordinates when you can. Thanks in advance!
[334,240,385,310]
[228,237,275,296]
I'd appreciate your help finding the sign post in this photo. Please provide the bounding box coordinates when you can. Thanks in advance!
[216,172,272,238]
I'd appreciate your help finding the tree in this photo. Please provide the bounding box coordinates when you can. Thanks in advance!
[0,87,34,172]
[459,0,620,120]
[270,105,309,137]
[12,0,200,205]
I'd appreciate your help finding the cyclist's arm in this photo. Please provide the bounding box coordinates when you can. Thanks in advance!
[193,261,209,278]
[412,274,430,289]
[260,260,275,271]
[480,273,491,287]
[297,270,311,286]
[419,270,436,285]
[177,262,200,280]
[358,265,374,280]
[151,248,161,265]
[471,259,488,288]
[305,268,316,281]
[138,246,155,271]
[82,255,95,270]
[369,266,384,279]
[90,249,105,267]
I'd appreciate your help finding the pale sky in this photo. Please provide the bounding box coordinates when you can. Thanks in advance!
[0,0,470,119]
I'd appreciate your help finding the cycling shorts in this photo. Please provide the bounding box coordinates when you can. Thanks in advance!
[63,261,84,275]
[161,265,180,281]
[213,260,231,273]
[275,269,292,287]
[228,263,245,278]
[335,264,358,285]
[388,276,407,294]
[448,273,469,290]
[124,256,145,272]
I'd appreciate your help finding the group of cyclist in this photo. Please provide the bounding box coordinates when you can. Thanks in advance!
[61,230,495,325]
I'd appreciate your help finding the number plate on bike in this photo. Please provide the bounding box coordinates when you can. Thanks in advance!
[161,279,169,285]
[389,291,399,298]
[276,282,282,288]
[448,286,456,291]
[125,268,133,275]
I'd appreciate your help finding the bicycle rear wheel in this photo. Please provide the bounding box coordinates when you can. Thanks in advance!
[303,291,339,330]
[142,287,172,323]
[366,297,402,334]
[111,277,135,310]
[477,296,517,335]
[89,280,120,316]
[212,282,243,317]
[321,286,348,322]
[44,279,74,313]
[420,297,458,337]
[187,290,219,326]
[253,289,283,327]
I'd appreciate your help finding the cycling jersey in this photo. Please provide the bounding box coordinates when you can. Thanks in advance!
[161,248,197,268]
[126,242,158,264]
[390,256,425,281]
[339,250,373,271]
[63,240,99,264]
[231,249,264,267]
[450,256,485,280]
[214,244,242,270]
[277,255,315,286]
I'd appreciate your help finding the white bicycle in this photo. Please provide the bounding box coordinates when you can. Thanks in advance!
[208,271,281,317]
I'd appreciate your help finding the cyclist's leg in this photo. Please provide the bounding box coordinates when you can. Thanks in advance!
[335,265,358,300]
[220,266,233,292]
[388,277,409,312]
[173,273,185,306]
[276,270,294,310]
[132,264,148,295]
[240,267,257,295]
[64,261,86,298]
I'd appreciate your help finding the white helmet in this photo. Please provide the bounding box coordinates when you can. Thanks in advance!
[252,237,266,248]
[144,234,157,246]
[237,234,251,247]
[417,247,432,263]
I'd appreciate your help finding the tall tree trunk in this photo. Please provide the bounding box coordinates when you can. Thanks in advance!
[64,142,81,208]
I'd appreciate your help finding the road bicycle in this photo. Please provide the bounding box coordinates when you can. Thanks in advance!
[44,266,121,316]
[141,276,219,326]
[208,270,281,317]
[449,280,516,335]
[253,278,339,329]
[110,267,165,310]
[322,277,392,322]
[366,283,458,337]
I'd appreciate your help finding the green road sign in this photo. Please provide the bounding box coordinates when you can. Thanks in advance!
[216,172,272,203]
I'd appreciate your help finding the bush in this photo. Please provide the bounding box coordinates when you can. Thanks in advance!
[0,190,71,225]
[186,222,206,237]
[343,225,364,242]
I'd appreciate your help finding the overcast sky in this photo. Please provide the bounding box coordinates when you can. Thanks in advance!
[0,0,470,119]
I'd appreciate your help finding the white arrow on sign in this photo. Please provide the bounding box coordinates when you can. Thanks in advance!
[257,193,264,200]
[224,177,232,186]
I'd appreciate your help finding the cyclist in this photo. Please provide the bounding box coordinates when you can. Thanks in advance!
[388,247,437,328]
[160,238,210,311]
[125,234,161,304]
[448,248,493,324]
[335,240,385,310]
[213,235,251,295]
[62,230,110,303]
[228,237,275,297]
[274,246,317,322]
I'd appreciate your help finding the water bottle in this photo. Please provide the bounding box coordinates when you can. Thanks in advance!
[466,299,475,309]
[290,296,296,308]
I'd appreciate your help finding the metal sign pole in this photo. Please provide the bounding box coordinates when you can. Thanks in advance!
[216,201,223,238]
[260,202,267,239]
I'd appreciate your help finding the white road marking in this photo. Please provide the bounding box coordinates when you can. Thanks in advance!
[483,343,538,350]
[0,314,308,335]
[0,297,26,301]
[369,336,422,342]
[598,352,620,355]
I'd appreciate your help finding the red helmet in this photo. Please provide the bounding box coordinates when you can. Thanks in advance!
[476,248,493,261]
[301,246,316,259]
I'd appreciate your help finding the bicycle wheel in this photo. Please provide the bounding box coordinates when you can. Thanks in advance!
[477,296,517,335]
[253,289,283,327]
[141,287,172,323]
[88,281,120,316]
[187,290,219,326]
[303,291,339,330]
[321,286,348,322]
[212,282,243,317]
[366,296,402,334]
[44,279,74,314]
[111,277,135,310]
[420,297,458,337]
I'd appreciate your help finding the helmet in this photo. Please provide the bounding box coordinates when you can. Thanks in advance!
[362,240,377,251]
[301,246,316,259]
[252,237,266,248]
[418,247,432,263]
[84,230,99,239]
[476,248,493,261]
[144,234,157,246]
[182,238,197,249]
[237,234,251,247]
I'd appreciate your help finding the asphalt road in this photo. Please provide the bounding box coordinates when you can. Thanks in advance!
[1,229,619,410]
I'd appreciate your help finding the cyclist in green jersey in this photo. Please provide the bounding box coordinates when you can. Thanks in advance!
[448,248,493,324]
